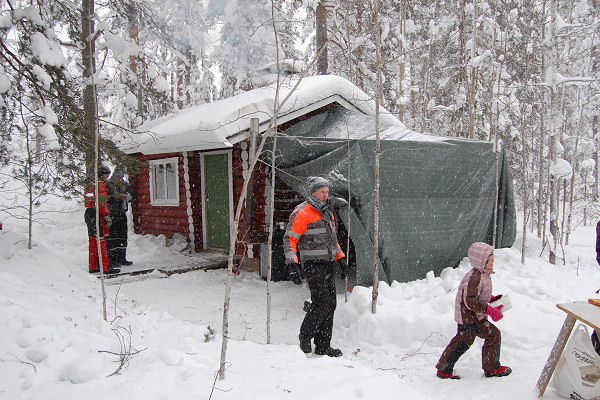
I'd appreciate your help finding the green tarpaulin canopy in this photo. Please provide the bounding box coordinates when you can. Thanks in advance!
[266,104,516,285]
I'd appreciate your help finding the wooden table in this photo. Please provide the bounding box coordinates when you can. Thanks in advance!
[536,301,600,397]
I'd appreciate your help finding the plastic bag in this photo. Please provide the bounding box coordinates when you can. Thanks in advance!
[551,324,600,400]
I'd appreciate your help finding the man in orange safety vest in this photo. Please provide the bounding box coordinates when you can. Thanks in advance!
[283,176,347,357]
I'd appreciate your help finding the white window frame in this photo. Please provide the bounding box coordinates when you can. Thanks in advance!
[149,157,180,206]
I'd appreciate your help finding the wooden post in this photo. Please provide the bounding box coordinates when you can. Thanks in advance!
[536,314,576,397]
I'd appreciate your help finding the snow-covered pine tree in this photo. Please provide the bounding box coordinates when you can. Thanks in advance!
[207,0,278,97]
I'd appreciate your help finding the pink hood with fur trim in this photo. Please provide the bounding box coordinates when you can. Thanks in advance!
[454,242,494,324]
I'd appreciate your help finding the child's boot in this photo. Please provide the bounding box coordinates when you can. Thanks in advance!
[484,366,512,377]
[436,369,461,379]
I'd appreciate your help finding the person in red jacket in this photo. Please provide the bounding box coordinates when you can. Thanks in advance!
[435,242,511,379]
[84,165,120,275]
[283,176,347,357]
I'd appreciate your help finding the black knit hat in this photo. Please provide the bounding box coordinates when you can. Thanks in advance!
[98,165,111,176]
[307,176,330,194]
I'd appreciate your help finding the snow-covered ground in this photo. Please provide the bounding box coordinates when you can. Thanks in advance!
[1,200,599,400]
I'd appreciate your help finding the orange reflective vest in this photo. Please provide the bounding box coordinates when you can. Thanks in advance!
[283,199,345,264]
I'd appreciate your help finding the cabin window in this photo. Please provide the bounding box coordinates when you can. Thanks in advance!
[149,157,179,206]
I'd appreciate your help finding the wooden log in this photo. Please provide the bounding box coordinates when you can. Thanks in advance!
[138,208,187,218]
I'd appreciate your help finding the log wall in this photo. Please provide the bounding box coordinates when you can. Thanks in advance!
[131,152,192,243]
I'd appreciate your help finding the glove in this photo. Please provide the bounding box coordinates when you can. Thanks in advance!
[490,294,503,303]
[287,263,302,285]
[337,259,348,279]
[486,304,504,322]
[104,214,112,229]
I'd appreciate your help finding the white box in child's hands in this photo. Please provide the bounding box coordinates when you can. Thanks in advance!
[490,294,512,312]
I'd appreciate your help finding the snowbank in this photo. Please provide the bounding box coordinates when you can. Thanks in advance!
[1,202,599,399]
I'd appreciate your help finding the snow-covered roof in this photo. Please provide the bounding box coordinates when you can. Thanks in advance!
[120,75,444,155]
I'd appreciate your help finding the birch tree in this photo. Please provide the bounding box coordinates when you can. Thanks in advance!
[547,0,560,264]
[371,0,382,314]
[265,0,283,345]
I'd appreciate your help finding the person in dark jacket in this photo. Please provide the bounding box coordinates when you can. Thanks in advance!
[84,165,120,275]
[283,176,347,357]
[106,169,134,268]
[435,242,511,379]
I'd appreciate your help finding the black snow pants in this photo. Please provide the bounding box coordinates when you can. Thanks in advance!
[107,211,128,266]
[300,259,337,351]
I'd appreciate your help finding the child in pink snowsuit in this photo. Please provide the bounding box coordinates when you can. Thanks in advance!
[435,242,512,379]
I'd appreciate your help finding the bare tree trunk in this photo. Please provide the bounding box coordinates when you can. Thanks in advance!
[520,106,527,264]
[265,132,277,344]
[28,148,32,249]
[560,180,566,247]
[420,0,439,133]
[538,0,546,238]
[398,0,407,122]
[594,115,599,202]
[566,90,584,245]
[266,3,281,344]
[410,62,416,123]
[345,120,351,302]
[345,2,353,83]
[492,122,500,247]
[520,50,533,264]
[371,0,382,314]
[176,59,185,110]
[184,50,194,104]
[316,1,328,74]
[468,0,478,139]
[128,1,143,120]
[93,89,108,322]
[584,174,588,226]
[490,0,501,246]
[18,102,34,250]
[548,0,559,265]
[593,42,599,201]
[538,101,545,239]
[81,0,96,172]
[458,0,467,87]
[544,173,550,245]
[83,2,108,321]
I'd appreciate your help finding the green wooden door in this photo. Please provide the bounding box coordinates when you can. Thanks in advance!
[204,153,230,249]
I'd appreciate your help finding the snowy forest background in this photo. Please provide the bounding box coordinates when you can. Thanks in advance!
[1,0,600,266]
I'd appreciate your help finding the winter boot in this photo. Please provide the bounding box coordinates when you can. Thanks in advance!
[104,268,121,275]
[484,366,512,378]
[437,369,461,379]
[314,347,343,357]
[299,334,312,354]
